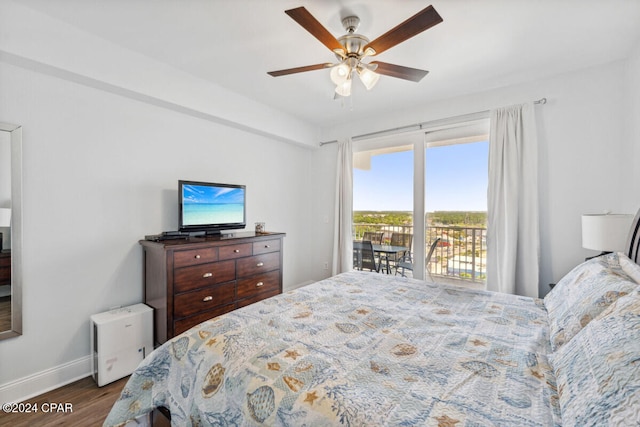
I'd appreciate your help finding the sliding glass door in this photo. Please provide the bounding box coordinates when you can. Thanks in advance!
[352,117,489,282]
[353,145,414,273]
[425,140,488,285]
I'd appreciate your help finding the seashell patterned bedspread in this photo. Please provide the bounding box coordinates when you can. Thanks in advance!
[104,271,561,426]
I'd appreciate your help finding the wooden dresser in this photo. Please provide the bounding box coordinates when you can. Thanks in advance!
[140,231,285,345]
[0,251,10,287]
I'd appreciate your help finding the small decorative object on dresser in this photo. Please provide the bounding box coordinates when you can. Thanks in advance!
[255,222,265,233]
[140,231,285,345]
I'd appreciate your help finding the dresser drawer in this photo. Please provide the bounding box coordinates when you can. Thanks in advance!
[237,270,280,299]
[173,303,236,335]
[219,243,252,260]
[0,254,10,268]
[174,282,236,318]
[174,260,235,293]
[174,247,218,268]
[253,239,281,255]
[236,252,280,277]
[0,265,9,285]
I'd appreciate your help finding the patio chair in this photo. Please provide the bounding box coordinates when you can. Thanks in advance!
[391,232,413,259]
[381,233,413,271]
[354,240,381,273]
[396,237,441,279]
[362,231,383,244]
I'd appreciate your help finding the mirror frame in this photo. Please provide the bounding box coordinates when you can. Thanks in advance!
[0,123,22,340]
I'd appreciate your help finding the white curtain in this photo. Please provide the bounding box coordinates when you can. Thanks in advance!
[332,138,353,275]
[487,103,540,297]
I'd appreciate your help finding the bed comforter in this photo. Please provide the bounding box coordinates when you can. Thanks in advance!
[104,271,560,426]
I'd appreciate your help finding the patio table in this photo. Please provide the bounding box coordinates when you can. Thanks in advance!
[353,241,409,273]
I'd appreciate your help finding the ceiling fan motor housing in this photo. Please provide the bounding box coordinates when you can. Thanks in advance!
[341,15,360,33]
[337,33,370,59]
[337,15,370,58]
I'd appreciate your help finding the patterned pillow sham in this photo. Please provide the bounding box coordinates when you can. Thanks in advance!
[550,290,640,426]
[544,252,640,351]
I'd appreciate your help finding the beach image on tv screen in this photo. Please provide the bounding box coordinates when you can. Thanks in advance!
[182,184,244,226]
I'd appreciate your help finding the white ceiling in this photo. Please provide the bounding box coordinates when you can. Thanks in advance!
[17,0,640,127]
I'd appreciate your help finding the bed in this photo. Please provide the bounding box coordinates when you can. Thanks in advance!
[104,233,640,426]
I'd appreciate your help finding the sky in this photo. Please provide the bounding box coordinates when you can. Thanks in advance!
[353,140,489,212]
[183,184,245,204]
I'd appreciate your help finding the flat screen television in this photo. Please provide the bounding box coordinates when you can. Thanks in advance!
[178,180,246,235]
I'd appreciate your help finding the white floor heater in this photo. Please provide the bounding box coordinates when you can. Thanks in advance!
[90,303,153,387]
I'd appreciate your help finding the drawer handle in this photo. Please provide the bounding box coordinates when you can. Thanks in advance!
[256,281,264,287]
[202,272,213,278]
[234,249,240,253]
[264,245,270,248]
[256,262,264,267]
[202,296,213,302]
[195,254,201,259]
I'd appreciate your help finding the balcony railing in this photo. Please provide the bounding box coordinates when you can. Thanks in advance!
[353,223,487,283]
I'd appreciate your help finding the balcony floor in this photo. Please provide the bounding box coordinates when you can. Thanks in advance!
[431,275,486,291]
[391,269,486,291]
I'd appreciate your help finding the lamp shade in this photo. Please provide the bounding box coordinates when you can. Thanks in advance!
[335,78,352,97]
[0,208,10,227]
[581,213,634,252]
[330,63,350,85]
[357,67,380,90]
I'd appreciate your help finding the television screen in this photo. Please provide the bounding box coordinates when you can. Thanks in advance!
[179,180,246,234]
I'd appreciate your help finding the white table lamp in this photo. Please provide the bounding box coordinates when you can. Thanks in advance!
[0,208,10,227]
[581,213,634,254]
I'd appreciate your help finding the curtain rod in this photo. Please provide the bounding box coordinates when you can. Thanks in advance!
[319,97,547,146]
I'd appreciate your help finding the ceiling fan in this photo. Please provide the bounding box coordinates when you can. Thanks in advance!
[267,5,443,97]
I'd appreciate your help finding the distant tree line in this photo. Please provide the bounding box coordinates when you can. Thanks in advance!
[354,211,487,226]
[353,211,412,226]
[428,211,487,226]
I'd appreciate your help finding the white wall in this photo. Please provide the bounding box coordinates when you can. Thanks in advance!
[626,42,640,196]
[0,1,320,148]
[0,61,329,397]
[321,59,636,296]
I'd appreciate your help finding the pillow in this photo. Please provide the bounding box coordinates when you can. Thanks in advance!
[619,253,640,283]
[544,252,640,351]
[550,290,640,426]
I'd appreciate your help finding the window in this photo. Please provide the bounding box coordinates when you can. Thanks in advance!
[352,116,489,283]
[425,140,488,284]
[353,146,414,241]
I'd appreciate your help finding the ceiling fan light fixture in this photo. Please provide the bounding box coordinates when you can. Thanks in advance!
[330,62,351,85]
[335,77,352,97]
[357,66,380,90]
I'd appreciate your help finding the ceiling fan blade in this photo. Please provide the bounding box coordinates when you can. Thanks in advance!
[369,61,429,82]
[364,5,443,56]
[267,63,332,77]
[285,7,345,54]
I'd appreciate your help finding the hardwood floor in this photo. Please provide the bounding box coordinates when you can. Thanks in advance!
[0,376,129,427]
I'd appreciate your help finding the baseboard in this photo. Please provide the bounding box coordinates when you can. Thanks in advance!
[286,280,315,291]
[0,355,92,404]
